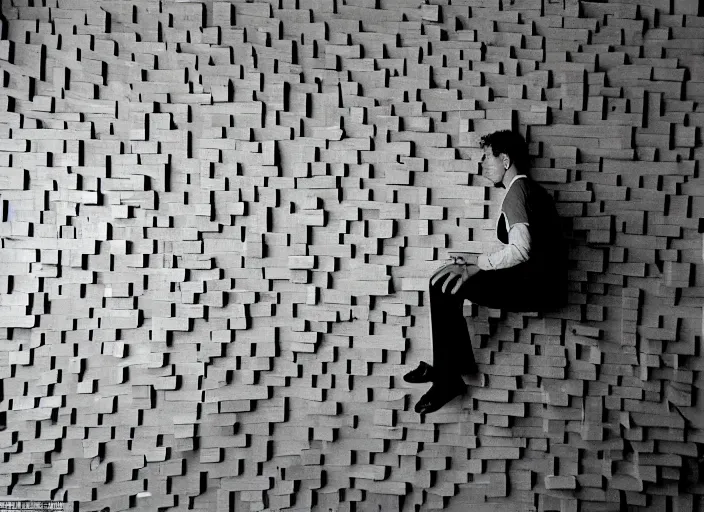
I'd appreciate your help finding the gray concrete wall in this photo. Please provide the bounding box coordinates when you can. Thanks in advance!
[0,0,703,510]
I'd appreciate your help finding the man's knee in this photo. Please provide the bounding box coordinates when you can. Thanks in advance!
[429,274,452,294]
[428,275,441,293]
[429,275,464,303]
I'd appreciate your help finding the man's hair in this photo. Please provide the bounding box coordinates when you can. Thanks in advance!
[479,130,529,174]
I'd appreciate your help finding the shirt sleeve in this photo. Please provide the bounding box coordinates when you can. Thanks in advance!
[478,223,532,270]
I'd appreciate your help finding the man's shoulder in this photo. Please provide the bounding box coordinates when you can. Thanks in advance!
[515,177,552,202]
[505,176,531,201]
[504,177,557,219]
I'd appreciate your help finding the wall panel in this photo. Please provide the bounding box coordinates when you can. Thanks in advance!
[0,0,703,511]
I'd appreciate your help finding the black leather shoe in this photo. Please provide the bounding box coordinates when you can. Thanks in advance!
[403,361,435,383]
[414,378,466,415]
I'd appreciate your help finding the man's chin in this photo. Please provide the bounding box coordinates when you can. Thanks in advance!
[479,175,497,187]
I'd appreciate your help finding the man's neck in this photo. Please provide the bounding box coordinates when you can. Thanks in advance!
[501,167,519,188]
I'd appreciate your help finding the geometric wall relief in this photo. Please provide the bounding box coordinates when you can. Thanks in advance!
[0,0,703,511]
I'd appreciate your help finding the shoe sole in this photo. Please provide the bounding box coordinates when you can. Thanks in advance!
[415,386,466,414]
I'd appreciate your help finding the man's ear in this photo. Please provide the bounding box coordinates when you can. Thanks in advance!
[501,154,511,170]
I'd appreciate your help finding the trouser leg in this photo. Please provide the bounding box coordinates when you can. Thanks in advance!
[428,274,477,380]
[461,264,550,311]
[427,263,546,379]
[427,262,559,380]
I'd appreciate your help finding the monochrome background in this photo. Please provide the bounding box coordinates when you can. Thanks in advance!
[0,0,703,511]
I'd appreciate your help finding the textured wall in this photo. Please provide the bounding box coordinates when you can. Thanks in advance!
[0,0,703,511]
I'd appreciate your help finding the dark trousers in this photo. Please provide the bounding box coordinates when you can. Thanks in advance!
[429,263,562,380]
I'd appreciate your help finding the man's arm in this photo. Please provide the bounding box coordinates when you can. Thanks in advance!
[477,223,531,270]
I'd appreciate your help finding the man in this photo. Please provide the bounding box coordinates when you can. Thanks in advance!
[405,130,565,415]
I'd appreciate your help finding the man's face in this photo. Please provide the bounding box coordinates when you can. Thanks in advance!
[480,147,506,185]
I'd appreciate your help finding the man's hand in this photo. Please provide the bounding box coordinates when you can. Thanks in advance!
[430,263,480,294]
[447,253,477,265]
[477,254,493,270]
